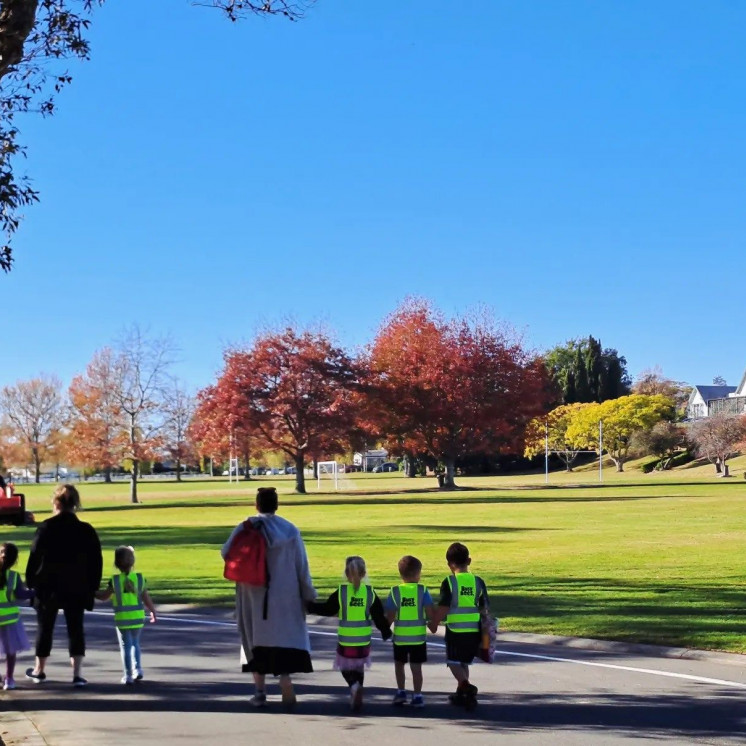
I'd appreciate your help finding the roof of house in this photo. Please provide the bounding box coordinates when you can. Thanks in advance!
[692,385,737,402]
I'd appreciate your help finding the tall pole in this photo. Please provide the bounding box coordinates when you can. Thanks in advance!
[599,420,603,483]
[545,420,549,484]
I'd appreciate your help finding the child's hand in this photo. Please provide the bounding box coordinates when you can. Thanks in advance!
[149,611,157,624]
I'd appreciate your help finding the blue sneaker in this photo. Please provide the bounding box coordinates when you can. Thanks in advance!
[392,689,407,706]
[411,693,425,708]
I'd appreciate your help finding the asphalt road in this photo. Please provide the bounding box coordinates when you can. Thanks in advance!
[1,608,745,745]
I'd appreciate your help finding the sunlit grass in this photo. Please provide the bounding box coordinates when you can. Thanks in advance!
[5,465,746,653]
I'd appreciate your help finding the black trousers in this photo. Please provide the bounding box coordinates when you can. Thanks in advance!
[34,602,86,658]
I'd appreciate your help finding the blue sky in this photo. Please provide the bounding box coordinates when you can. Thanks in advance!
[4,0,745,392]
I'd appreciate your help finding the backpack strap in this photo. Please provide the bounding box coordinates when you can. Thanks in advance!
[250,518,271,621]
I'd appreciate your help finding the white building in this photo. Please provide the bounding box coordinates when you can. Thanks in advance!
[686,384,736,419]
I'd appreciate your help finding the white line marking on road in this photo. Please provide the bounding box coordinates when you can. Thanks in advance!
[70,610,746,690]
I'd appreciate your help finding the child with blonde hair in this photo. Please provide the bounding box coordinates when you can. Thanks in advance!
[96,546,156,685]
[307,556,391,711]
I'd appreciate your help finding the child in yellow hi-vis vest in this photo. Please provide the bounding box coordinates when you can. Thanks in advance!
[429,542,490,711]
[307,556,391,711]
[385,555,434,708]
[96,546,156,685]
[0,543,33,690]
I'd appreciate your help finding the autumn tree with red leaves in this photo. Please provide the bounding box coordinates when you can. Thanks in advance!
[214,327,359,494]
[189,383,254,478]
[368,300,551,489]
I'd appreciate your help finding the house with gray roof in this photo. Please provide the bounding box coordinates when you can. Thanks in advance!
[686,384,736,419]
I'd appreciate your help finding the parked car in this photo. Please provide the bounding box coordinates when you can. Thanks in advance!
[372,462,399,473]
[286,466,297,475]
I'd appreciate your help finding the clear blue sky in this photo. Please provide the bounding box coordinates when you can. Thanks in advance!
[4,0,745,392]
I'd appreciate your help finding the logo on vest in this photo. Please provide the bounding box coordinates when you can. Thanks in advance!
[350,597,365,607]
[401,597,416,607]
[460,586,474,596]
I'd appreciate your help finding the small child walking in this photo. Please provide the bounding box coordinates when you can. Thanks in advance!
[307,556,391,711]
[385,555,434,708]
[429,542,490,710]
[0,543,33,690]
[96,546,156,685]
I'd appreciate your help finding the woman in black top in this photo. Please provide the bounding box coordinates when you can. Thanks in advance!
[25,484,102,687]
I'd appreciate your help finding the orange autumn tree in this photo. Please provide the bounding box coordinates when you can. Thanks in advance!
[67,348,125,482]
[368,299,552,489]
[212,327,360,494]
[189,383,254,478]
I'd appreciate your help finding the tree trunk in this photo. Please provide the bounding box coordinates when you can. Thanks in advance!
[130,461,139,504]
[295,452,306,494]
[33,446,40,483]
[616,459,624,472]
[243,447,251,480]
[104,466,112,484]
[312,459,318,480]
[176,457,182,482]
[441,457,457,489]
[405,452,417,478]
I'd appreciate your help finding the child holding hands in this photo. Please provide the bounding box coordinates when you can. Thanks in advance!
[307,555,391,711]
[429,542,490,710]
[96,546,156,685]
[0,543,33,690]
[385,555,434,708]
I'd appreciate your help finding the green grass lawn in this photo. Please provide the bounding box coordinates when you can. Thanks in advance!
[5,463,746,653]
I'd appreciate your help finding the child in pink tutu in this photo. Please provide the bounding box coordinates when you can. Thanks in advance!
[307,556,391,711]
[0,542,33,690]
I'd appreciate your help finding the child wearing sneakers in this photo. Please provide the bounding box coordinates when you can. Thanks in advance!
[429,542,490,710]
[96,546,156,685]
[385,555,434,708]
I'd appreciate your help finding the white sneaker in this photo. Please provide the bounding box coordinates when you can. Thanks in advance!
[3,677,15,690]
[121,675,134,686]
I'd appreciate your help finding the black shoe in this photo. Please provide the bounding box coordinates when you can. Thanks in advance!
[25,668,46,684]
[72,676,88,688]
[464,683,478,711]
[448,691,466,706]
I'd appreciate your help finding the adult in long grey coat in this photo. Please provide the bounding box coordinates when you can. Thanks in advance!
[221,486,316,707]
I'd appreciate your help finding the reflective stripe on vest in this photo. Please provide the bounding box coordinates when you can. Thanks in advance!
[0,570,19,627]
[112,573,146,630]
[392,583,427,645]
[445,573,480,633]
[338,583,373,646]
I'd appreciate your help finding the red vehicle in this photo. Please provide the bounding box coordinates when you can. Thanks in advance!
[0,484,27,526]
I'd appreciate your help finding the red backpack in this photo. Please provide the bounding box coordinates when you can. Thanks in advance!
[223,520,268,587]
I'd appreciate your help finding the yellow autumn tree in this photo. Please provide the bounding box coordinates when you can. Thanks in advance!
[524,403,593,471]
[566,394,675,472]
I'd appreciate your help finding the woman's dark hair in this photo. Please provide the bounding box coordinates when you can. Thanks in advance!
[0,542,18,590]
[256,487,278,514]
[53,484,81,512]
[446,542,470,567]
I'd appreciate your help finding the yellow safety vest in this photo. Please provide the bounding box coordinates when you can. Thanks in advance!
[0,571,19,627]
[391,582,427,645]
[445,573,480,633]
[112,572,146,630]
[338,583,373,647]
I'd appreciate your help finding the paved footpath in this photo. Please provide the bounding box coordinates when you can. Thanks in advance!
[1,607,745,746]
